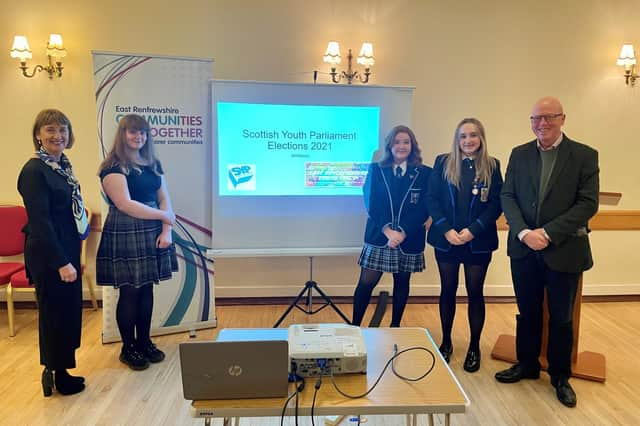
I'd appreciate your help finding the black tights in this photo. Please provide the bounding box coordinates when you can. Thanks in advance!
[437,261,488,351]
[352,268,411,327]
[116,284,154,347]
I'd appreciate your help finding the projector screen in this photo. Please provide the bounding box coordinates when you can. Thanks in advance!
[210,80,414,256]
[219,102,379,196]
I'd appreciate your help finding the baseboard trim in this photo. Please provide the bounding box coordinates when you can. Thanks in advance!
[1,294,637,310]
[0,288,103,303]
[212,283,640,298]
[0,300,102,309]
[213,294,640,306]
[2,283,637,308]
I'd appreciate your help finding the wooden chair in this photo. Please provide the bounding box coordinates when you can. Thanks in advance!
[6,207,97,337]
[0,205,27,335]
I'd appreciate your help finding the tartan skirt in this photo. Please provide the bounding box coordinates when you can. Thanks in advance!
[358,243,425,273]
[96,205,178,288]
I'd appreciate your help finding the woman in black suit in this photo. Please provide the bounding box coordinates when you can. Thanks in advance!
[352,125,431,327]
[17,109,90,396]
[427,118,502,372]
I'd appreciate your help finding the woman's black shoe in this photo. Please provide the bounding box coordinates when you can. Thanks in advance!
[56,369,85,385]
[463,349,481,372]
[120,345,150,370]
[54,369,86,395]
[138,340,165,363]
[439,343,453,363]
[42,368,54,397]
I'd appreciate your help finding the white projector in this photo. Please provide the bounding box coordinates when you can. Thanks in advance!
[288,323,367,377]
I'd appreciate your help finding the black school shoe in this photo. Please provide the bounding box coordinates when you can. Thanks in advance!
[439,342,453,363]
[120,345,150,370]
[463,349,481,372]
[138,340,165,363]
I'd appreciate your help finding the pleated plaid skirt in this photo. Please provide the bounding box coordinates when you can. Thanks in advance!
[358,243,425,273]
[96,205,178,288]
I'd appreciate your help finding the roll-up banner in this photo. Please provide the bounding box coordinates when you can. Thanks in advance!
[92,51,215,343]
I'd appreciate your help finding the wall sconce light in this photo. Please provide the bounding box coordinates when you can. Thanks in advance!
[323,41,375,84]
[617,43,637,87]
[10,34,67,79]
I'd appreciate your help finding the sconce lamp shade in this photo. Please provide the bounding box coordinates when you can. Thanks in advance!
[617,44,636,67]
[357,42,375,67]
[323,41,341,65]
[46,34,67,58]
[10,36,32,60]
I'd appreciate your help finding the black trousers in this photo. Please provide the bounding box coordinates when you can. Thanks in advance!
[511,252,579,379]
[34,271,82,370]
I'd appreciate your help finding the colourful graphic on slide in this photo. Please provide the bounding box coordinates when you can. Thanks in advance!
[305,162,369,188]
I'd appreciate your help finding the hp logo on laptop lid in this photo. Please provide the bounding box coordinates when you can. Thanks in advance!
[228,365,243,376]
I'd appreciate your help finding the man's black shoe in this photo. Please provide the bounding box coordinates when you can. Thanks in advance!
[495,363,540,383]
[551,377,577,408]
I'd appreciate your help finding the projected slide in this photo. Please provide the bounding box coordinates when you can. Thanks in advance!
[218,102,380,196]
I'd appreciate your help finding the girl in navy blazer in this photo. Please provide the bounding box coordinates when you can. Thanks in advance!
[427,118,502,372]
[352,125,431,327]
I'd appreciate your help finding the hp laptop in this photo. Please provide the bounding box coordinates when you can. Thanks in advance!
[179,340,289,400]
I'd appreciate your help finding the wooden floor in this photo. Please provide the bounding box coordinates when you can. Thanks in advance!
[0,301,638,425]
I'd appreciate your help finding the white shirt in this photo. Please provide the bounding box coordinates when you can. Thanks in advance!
[393,161,407,177]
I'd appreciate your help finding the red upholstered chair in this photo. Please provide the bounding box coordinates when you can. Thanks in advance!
[7,207,97,336]
[0,205,27,336]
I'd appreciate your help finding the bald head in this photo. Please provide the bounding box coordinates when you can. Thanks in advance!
[533,96,564,114]
[530,96,565,148]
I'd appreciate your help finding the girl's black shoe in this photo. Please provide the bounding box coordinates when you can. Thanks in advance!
[120,345,150,370]
[439,343,453,363]
[463,349,481,372]
[54,369,85,395]
[138,341,165,363]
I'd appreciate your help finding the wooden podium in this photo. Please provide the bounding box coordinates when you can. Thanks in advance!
[491,192,621,383]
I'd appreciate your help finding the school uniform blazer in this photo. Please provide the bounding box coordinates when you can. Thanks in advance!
[426,154,503,253]
[362,162,431,254]
[500,135,599,273]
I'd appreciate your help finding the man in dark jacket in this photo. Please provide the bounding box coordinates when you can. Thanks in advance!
[495,97,599,408]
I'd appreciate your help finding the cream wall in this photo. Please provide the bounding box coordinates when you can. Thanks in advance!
[1,0,639,299]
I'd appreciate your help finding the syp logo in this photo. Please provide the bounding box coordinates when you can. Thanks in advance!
[228,164,256,191]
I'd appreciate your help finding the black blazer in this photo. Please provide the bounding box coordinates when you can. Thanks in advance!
[18,158,81,274]
[426,154,503,253]
[18,157,83,365]
[500,135,599,273]
[362,162,431,254]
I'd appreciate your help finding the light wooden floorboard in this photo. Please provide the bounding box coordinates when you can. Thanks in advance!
[0,301,638,425]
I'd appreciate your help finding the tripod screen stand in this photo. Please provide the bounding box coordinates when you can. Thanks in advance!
[273,256,351,327]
